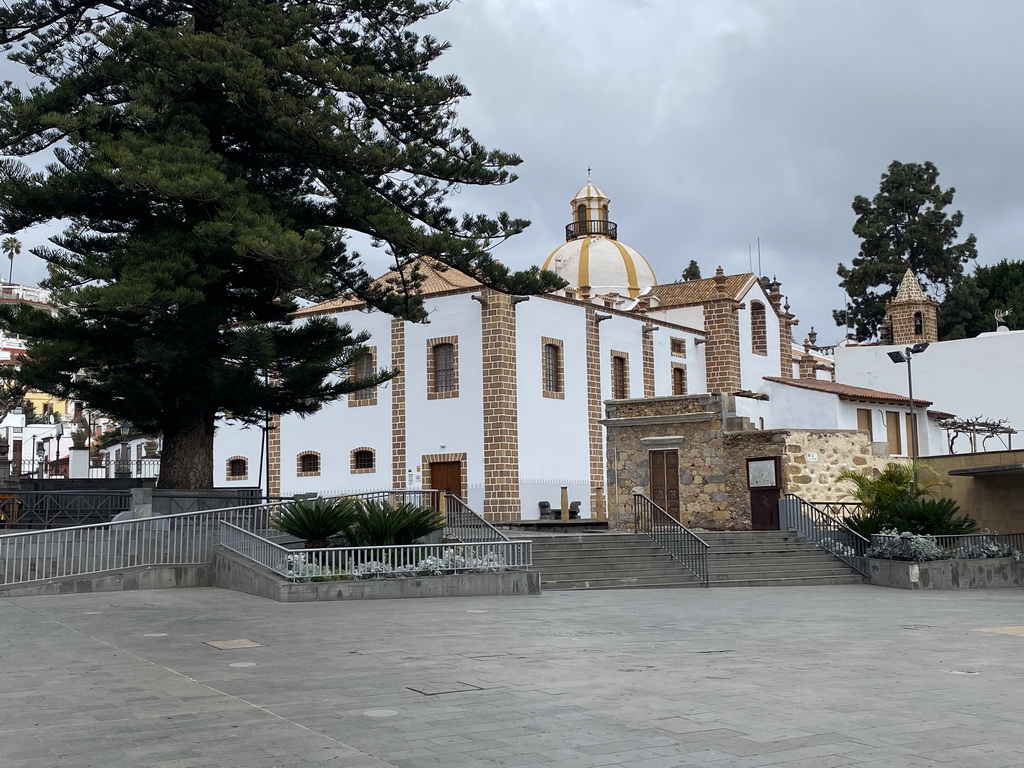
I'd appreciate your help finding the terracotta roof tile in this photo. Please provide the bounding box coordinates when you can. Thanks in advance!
[648,273,759,306]
[763,376,932,408]
[294,258,482,317]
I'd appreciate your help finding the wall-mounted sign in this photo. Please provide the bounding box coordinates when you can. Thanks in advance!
[806,452,819,462]
[747,457,781,489]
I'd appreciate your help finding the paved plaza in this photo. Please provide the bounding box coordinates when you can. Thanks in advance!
[2,584,1024,767]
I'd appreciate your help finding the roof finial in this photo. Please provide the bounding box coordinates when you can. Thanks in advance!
[587,166,592,183]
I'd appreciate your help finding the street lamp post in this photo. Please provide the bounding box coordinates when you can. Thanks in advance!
[887,342,930,461]
[115,421,133,479]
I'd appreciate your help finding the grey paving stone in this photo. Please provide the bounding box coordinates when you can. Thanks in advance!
[3,585,1024,767]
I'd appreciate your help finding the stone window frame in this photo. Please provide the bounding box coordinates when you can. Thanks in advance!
[750,300,768,356]
[670,337,687,359]
[226,455,248,482]
[541,337,565,399]
[350,446,376,474]
[348,346,378,407]
[427,336,459,400]
[610,350,629,399]
[671,362,687,396]
[296,450,321,477]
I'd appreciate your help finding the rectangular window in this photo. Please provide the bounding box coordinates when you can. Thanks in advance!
[427,336,459,400]
[670,337,686,358]
[541,337,564,398]
[886,411,902,455]
[610,351,629,399]
[349,346,377,407]
[857,408,873,440]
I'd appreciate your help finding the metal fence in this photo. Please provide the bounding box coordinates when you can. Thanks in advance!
[0,490,133,529]
[344,489,440,509]
[0,502,277,587]
[780,495,871,576]
[443,495,509,542]
[219,521,531,581]
[870,532,1024,558]
[633,494,708,586]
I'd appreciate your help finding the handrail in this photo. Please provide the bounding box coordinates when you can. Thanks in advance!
[219,521,530,581]
[633,493,708,586]
[343,489,439,508]
[0,501,282,586]
[443,494,509,542]
[780,494,870,576]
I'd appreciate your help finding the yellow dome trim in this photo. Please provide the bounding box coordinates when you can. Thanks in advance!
[578,236,592,289]
[609,239,640,298]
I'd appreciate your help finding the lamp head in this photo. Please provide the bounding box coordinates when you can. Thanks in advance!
[119,421,133,436]
[910,342,930,355]
[887,351,907,364]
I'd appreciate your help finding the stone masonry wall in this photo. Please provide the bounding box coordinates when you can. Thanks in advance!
[782,430,902,502]
[480,290,520,521]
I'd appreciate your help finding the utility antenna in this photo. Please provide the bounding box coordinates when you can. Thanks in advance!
[757,237,762,277]
[748,245,752,273]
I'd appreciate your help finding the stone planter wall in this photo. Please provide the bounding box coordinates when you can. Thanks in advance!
[868,557,1024,590]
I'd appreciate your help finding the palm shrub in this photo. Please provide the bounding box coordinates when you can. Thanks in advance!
[346,501,445,548]
[272,497,361,549]
[890,497,978,536]
[837,462,933,516]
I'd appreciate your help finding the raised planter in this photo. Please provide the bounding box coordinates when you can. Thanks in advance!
[868,557,1024,590]
[214,547,540,601]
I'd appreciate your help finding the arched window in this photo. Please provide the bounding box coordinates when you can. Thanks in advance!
[352,448,375,472]
[226,456,248,481]
[601,204,609,221]
[297,451,321,476]
[576,204,587,223]
[750,301,768,356]
[914,311,923,335]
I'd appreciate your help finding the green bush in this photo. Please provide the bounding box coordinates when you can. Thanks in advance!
[891,497,978,536]
[345,501,445,548]
[272,497,361,549]
[837,462,933,517]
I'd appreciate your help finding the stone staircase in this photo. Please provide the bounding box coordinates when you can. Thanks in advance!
[528,533,704,590]
[526,530,863,591]
[700,530,864,587]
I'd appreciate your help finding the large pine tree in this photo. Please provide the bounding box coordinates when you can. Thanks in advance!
[0,0,562,489]
[834,160,977,341]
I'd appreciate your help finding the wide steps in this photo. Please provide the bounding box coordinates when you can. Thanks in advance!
[524,530,863,590]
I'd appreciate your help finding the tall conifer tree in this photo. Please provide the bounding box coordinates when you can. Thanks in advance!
[0,1,562,488]
[834,160,977,341]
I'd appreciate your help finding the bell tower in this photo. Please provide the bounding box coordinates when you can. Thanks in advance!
[884,269,938,345]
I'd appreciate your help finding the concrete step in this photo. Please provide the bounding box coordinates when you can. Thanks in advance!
[542,573,704,590]
[710,574,865,588]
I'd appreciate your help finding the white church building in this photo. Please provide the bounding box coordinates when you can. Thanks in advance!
[214,184,949,522]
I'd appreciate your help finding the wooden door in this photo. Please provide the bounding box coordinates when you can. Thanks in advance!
[747,457,781,530]
[430,461,463,500]
[649,450,680,519]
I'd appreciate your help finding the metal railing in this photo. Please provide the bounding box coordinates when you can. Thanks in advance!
[344,489,439,509]
[0,490,133,529]
[870,532,1024,558]
[0,501,278,587]
[443,494,509,542]
[219,521,530,581]
[633,494,708,586]
[780,495,870,576]
[565,219,618,241]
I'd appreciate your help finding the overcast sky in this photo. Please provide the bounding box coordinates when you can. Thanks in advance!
[5,0,1023,345]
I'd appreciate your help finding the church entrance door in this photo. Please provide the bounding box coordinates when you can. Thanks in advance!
[429,461,463,503]
[648,450,680,520]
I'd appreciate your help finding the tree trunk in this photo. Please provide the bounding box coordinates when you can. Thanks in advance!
[158,406,215,490]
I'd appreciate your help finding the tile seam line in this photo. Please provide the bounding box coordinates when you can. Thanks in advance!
[1,599,400,767]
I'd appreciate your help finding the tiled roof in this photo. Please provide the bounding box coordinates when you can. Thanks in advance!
[648,273,759,306]
[294,258,482,317]
[894,268,927,302]
[762,376,932,408]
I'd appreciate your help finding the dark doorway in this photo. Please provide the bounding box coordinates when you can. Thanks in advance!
[746,457,781,530]
[429,461,463,501]
[649,450,680,519]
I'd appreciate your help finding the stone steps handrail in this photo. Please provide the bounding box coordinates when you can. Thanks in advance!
[779,494,870,576]
[632,493,709,586]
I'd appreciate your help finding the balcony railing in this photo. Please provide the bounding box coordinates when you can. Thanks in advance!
[565,219,617,241]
